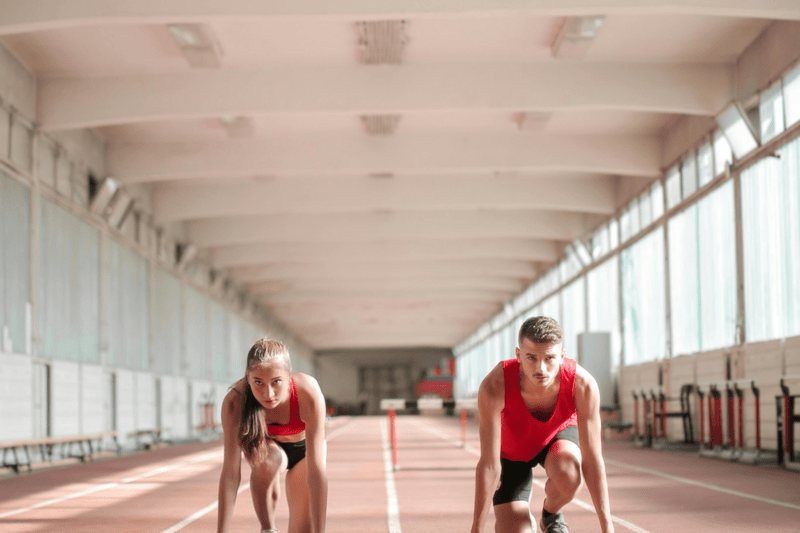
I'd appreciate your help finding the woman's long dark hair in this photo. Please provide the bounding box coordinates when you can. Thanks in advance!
[239,338,292,461]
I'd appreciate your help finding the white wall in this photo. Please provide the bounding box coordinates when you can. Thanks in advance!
[51,360,80,437]
[81,364,106,434]
[0,354,32,440]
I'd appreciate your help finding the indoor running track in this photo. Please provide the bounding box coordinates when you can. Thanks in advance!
[1,415,799,532]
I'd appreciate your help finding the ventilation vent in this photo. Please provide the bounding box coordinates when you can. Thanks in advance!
[361,114,402,135]
[355,20,409,64]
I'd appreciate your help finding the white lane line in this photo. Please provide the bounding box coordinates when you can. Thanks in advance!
[380,418,402,533]
[413,420,654,533]
[158,418,358,533]
[159,483,250,533]
[0,450,222,519]
[605,459,800,512]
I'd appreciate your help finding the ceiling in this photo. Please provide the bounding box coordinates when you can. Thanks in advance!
[0,1,785,350]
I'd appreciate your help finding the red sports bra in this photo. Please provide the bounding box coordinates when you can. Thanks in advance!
[500,358,578,462]
[267,378,306,436]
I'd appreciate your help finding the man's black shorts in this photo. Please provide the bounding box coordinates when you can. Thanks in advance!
[492,425,580,505]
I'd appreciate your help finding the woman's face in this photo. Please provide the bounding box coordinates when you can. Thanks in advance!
[246,358,291,409]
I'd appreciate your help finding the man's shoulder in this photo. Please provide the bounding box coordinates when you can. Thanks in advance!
[480,361,508,398]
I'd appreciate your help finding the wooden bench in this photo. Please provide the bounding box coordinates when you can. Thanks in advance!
[127,428,162,450]
[1,431,119,473]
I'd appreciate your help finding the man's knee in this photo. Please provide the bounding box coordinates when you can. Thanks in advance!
[546,442,582,493]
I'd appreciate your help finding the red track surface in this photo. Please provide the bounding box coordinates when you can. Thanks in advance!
[1,415,798,532]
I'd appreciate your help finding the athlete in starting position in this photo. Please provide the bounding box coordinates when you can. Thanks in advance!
[471,316,614,533]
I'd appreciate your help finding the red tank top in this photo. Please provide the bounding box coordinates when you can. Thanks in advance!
[267,378,306,436]
[500,358,578,462]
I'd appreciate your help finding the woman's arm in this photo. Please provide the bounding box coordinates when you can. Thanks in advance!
[297,374,328,533]
[217,389,243,533]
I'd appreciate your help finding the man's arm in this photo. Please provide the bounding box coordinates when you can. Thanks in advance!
[217,390,243,533]
[297,374,328,533]
[471,363,504,533]
[574,365,614,533]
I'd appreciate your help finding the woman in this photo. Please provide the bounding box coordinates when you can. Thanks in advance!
[217,339,328,533]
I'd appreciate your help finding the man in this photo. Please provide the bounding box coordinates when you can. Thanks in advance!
[470,316,614,533]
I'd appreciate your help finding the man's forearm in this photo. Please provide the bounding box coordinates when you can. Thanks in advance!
[581,459,614,532]
[471,462,499,533]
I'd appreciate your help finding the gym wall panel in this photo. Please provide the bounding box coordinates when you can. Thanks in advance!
[0,353,32,440]
[215,383,229,426]
[189,379,216,432]
[785,335,800,375]
[135,372,157,431]
[161,375,190,441]
[115,369,136,447]
[209,302,228,383]
[80,364,105,434]
[743,340,783,450]
[51,360,80,437]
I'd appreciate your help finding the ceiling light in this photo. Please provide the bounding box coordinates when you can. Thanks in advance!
[167,23,222,68]
[219,115,255,138]
[551,15,605,60]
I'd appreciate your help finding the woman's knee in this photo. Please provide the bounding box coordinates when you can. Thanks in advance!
[248,439,287,477]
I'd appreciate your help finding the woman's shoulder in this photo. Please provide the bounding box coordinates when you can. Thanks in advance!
[293,373,323,400]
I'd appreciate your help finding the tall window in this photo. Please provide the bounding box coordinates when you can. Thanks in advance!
[622,228,666,364]
[0,172,30,353]
[560,277,585,357]
[741,136,800,341]
[669,182,737,355]
[587,256,621,368]
[109,239,149,369]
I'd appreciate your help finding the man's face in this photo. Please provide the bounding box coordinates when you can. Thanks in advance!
[515,338,565,389]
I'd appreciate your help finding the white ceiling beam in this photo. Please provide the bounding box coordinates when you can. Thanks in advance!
[229,259,538,282]
[110,132,660,182]
[39,63,731,130]
[1,1,799,35]
[210,238,559,268]
[186,210,602,247]
[260,288,516,303]
[247,276,525,294]
[153,173,617,222]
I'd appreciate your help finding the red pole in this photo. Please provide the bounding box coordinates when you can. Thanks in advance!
[699,396,705,446]
[737,394,744,450]
[389,409,398,469]
[633,396,639,437]
[754,393,761,451]
[651,396,658,439]
[461,409,467,447]
[660,395,667,440]
[728,388,735,448]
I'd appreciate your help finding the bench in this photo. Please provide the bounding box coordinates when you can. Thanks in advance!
[1,431,119,473]
[127,428,162,450]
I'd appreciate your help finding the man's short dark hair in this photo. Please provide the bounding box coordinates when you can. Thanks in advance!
[518,316,562,346]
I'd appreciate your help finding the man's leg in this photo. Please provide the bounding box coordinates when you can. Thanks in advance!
[492,457,536,533]
[494,501,535,533]
[541,439,581,514]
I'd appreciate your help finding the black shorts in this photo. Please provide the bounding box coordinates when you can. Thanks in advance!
[492,425,580,506]
[276,439,306,470]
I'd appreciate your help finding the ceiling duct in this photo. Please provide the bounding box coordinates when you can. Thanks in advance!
[361,114,402,135]
[551,15,605,60]
[220,115,255,138]
[355,20,409,64]
[167,23,223,68]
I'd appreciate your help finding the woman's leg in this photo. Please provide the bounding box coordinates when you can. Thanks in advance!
[248,439,288,531]
[284,458,312,533]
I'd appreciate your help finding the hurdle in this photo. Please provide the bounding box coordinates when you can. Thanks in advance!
[379,397,478,470]
[631,388,651,447]
[698,382,726,458]
[650,384,694,445]
[777,375,800,472]
[732,378,764,463]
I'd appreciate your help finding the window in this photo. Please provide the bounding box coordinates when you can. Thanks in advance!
[0,172,31,353]
[784,62,800,127]
[697,142,714,187]
[651,181,664,220]
[718,104,758,159]
[621,228,666,364]
[760,81,785,144]
[666,167,681,209]
[560,277,586,355]
[741,136,800,341]
[109,239,149,369]
[640,190,652,228]
[713,131,733,176]
[587,256,621,369]
[681,154,698,198]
